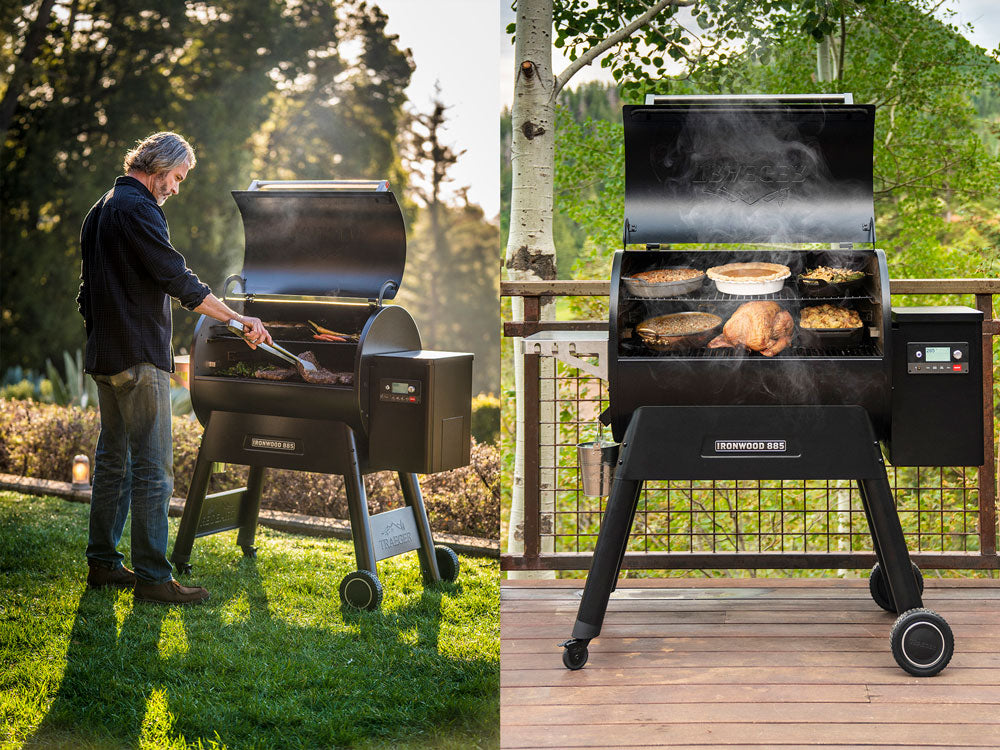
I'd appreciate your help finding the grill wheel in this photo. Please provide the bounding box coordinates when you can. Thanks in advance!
[339,569,383,611]
[435,546,460,582]
[890,608,954,677]
[868,562,924,613]
[560,638,590,670]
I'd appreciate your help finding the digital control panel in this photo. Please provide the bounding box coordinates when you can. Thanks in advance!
[907,342,969,374]
[378,377,422,403]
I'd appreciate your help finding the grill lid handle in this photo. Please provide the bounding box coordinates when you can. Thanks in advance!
[375,280,398,308]
[223,274,246,300]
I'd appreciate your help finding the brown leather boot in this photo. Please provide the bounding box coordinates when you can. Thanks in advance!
[87,564,137,590]
[134,579,210,605]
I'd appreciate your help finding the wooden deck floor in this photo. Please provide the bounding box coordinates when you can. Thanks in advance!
[501,577,1000,749]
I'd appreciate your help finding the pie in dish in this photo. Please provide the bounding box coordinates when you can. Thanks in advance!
[706,262,791,283]
[630,268,703,283]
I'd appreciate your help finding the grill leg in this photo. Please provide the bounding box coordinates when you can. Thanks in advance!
[343,430,377,574]
[610,487,642,594]
[571,477,643,641]
[399,472,441,585]
[170,449,212,574]
[236,466,265,558]
[857,473,923,612]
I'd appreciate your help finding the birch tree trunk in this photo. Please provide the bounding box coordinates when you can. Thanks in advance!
[505,0,558,579]
[504,0,683,578]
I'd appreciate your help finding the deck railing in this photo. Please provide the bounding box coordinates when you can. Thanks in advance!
[501,278,1000,572]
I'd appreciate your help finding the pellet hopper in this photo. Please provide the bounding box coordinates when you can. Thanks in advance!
[170,180,473,610]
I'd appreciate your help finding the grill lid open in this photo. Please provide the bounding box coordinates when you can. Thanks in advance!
[623,96,875,246]
[232,180,405,299]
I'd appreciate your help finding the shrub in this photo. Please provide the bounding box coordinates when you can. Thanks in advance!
[0,399,498,539]
[471,392,501,445]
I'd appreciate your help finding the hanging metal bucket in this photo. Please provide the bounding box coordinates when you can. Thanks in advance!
[577,441,619,496]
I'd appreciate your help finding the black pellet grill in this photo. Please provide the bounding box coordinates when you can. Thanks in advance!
[560,95,984,676]
[170,180,473,609]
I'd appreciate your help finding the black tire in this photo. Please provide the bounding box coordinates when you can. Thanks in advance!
[890,608,953,677]
[339,570,383,611]
[869,562,924,613]
[435,546,460,582]
[561,640,589,670]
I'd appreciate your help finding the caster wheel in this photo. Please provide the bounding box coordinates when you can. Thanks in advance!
[339,570,383,611]
[175,563,192,576]
[559,639,589,670]
[890,608,953,677]
[869,562,924,613]
[241,545,257,559]
[435,546,460,582]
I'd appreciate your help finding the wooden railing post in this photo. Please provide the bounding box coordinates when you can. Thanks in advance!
[976,293,997,556]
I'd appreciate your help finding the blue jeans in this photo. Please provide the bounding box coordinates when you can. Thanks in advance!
[87,363,174,584]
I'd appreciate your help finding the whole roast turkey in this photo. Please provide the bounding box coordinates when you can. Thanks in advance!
[708,301,793,357]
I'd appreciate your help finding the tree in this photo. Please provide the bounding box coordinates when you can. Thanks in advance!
[398,93,500,396]
[1,0,412,370]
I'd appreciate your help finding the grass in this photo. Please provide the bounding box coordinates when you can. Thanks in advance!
[0,492,499,750]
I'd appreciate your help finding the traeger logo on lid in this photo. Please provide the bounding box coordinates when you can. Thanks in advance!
[244,435,300,453]
[693,163,807,206]
[714,439,787,453]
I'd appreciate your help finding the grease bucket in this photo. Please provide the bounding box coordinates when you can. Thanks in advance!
[577,441,619,496]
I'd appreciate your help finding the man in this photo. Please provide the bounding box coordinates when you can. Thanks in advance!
[77,131,272,604]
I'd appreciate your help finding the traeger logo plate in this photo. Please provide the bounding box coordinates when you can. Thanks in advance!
[244,434,301,453]
[703,438,798,458]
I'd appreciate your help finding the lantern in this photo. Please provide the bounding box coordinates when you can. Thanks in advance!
[71,455,91,490]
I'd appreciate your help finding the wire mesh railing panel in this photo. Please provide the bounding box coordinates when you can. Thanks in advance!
[537,357,986,564]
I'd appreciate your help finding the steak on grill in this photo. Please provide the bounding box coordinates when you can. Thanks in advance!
[708,301,794,357]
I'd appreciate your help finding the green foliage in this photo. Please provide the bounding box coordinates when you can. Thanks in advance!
[2,1,413,371]
[397,95,500,396]
[396,205,500,397]
[0,401,500,539]
[0,492,499,749]
[471,393,501,446]
[0,380,39,402]
[43,349,98,410]
[543,3,1000,284]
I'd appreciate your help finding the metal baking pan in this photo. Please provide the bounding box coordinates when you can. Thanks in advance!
[797,324,865,346]
[635,311,722,351]
[623,270,705,298]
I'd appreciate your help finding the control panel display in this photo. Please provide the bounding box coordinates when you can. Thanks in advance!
[379,378,421,403]
[907,342,969,374]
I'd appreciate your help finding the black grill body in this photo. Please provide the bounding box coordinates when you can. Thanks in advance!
[170,182,472,609]
[561,96,980,677]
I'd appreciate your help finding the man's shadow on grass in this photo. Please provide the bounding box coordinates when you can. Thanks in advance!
[26,557,492,749]
[24,587,170,749]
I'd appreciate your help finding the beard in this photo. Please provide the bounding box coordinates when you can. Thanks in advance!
[150,173,171,205]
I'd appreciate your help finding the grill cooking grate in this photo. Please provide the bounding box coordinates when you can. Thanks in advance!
[619,341,881,358]
[621,290,876,304]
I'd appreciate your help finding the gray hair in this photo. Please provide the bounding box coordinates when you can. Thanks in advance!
[123,131,196,175]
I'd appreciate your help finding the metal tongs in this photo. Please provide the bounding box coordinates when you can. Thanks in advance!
[226,319,317,373]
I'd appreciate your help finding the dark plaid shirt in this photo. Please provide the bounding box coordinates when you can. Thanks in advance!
[78,176,211,375]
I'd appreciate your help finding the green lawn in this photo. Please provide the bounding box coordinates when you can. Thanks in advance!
[0,492,499,750]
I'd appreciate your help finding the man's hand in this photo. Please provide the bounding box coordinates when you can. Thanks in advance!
[193,293,273,349]
[238,315,273,350]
